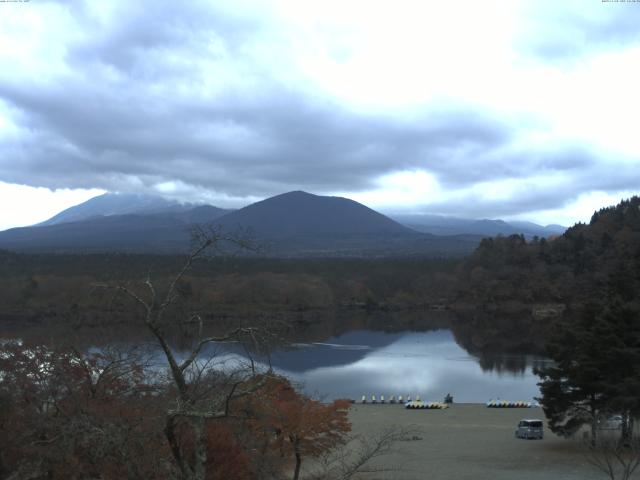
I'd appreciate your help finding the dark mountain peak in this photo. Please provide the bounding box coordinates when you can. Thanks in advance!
[248,191,387,214]
[275,190,314,198]
[248,190,317,205]
[218,191,414,238]
[252,190,348,206]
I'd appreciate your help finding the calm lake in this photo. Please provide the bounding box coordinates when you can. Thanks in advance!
[6,311,549,403]
[187,328,549,403]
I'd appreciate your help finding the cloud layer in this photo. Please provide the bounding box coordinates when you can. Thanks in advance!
[1,0,639,223]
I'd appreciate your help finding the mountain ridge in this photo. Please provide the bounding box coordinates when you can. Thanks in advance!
[31,191,566,239]
[0,190,567,257]
[0,191,479,257]
[389,213,566,237]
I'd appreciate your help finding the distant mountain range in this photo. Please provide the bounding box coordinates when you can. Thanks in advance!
[390,213,566,238]
[0,192,565,257]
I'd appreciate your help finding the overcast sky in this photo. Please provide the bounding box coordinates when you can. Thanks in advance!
[1,0,639,230]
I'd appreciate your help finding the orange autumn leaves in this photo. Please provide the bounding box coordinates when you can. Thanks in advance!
[253,376,351,452]
[238,375,352,479]
[186,375,352,479]
[0,341,352,479]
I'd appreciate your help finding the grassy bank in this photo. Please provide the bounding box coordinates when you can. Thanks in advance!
[342,404,599,480]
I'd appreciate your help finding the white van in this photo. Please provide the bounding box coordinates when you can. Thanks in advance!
[515,419,544,440]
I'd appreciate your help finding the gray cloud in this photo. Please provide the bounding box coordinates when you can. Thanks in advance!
[1,0,638,219]
[417,159,640,219]
[520,2,640,60]
[0,73,514,195]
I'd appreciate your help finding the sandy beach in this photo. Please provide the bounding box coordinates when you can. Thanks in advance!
[344,403,604,480]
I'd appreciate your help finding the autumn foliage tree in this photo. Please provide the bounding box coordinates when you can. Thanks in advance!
[0,341,353,480]
[0,341,169,479]
[243,376,351,480]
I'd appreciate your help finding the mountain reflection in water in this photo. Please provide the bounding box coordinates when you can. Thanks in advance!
[195,329,547,403]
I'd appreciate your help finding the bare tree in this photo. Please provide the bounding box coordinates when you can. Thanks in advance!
[96,226,273,480]
[585,434,640,480]
[306,426,423,480]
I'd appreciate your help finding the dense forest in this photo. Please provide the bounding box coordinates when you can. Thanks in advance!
[452,196,640,353]
[0,254,457,328]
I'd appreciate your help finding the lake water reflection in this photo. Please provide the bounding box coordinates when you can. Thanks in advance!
[198,329,548,403]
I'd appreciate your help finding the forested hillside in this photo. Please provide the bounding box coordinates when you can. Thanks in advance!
[452,196,640,353]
